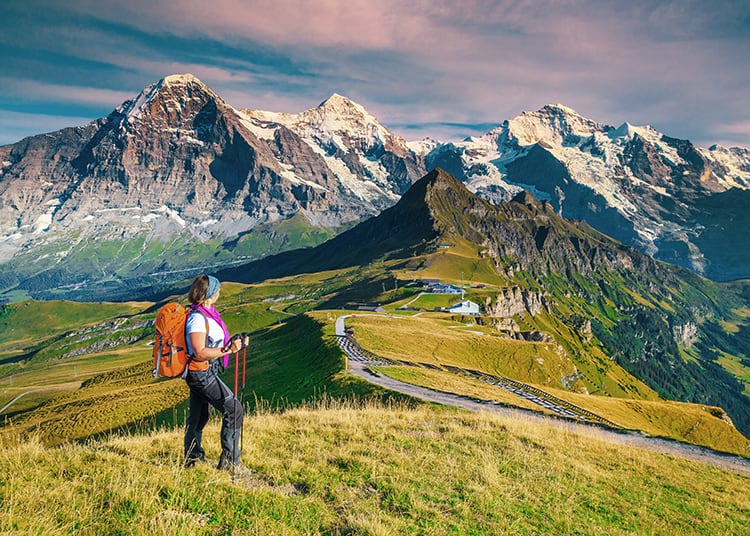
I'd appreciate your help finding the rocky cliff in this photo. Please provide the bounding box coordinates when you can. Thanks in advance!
[489,287,548,318]
[0,74,426,300]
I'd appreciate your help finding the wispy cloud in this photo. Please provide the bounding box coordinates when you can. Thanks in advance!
[1,0,748,146]
[703,120,750,148]
[0,78,134,108]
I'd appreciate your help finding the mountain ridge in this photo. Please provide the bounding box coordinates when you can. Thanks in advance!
[0,74,427,300]
[1,73,749,301]
[449,103,750,279]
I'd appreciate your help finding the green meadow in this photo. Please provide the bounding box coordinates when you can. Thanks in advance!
[1,258,750,533]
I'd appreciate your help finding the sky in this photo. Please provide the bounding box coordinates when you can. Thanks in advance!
[1,0,749,148]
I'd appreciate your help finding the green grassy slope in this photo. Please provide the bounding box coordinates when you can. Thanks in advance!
[0,278,410,446]
[0,213,342,302]
[345,313,750,456]
[2,261,750,457]
[211,169,750,440]
[0,300,147,354]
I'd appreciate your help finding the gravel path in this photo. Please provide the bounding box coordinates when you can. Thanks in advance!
[0,389,45,415]
[336,316,750,476]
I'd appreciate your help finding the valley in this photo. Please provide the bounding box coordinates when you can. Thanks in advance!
[2,268,750,533]
[2,168,750,533]
[2,244,749,456]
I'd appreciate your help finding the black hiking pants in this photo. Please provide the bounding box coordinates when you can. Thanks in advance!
[184,360,243,468]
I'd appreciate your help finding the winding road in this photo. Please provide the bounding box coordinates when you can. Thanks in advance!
[335,315,750,476]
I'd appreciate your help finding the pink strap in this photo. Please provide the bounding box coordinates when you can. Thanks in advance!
[192,304,231,368]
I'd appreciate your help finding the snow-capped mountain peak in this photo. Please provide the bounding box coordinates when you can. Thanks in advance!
[118,73,222,124]
[502,104,609,147]
[700,144,750,188]
[609,121,661,142]
[301,93,390,141]
[162,73,203,86]
[2,72,750,298]
[243,93,393,146]
[546,102,579,114]
[317,93,372,118]
[239,91,419,206]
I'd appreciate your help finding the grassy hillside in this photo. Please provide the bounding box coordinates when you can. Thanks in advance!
[344,313,750,456]
[1,213,342,303]
[209,169,750,440]
[0,300,147,355]
[377,365,750,457]
[0,290,405,446]
[405,237,507,286]
[2,268,750,457]
[347,314,582,389]
[1,402,748,535]
[0,271,749,534]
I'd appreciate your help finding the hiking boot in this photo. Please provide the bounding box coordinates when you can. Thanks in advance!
[184,456,206,468]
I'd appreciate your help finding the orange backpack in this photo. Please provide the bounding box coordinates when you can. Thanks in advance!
[152,303,208,378]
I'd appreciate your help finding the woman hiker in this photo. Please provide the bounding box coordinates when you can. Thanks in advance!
[183,274,250,477]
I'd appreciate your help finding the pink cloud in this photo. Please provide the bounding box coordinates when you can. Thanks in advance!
[69,0,424,49]
[6,1,749,148]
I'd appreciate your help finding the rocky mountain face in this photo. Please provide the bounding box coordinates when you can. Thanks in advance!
[240,93,425,211]
[0,74,426,240]
[0,74,426,300]
[432,104,750,280]
[217,167,675,287]
[1,74,748,300]
[428,170,673,291]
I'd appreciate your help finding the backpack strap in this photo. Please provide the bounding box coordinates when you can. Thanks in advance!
[185,307,212,375]
[153,332,162,377]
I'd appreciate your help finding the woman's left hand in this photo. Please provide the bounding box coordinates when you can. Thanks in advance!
[223,338,243,354]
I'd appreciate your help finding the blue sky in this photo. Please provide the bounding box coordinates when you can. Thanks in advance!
[1,0,749,147]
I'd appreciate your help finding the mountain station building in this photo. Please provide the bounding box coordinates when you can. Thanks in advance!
[447,300,480,316]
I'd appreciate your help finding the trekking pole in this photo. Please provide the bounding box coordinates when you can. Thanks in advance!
[240,333,248,455]
[242,334,247,395]
[233,345,239,396]
[233,345,239,477]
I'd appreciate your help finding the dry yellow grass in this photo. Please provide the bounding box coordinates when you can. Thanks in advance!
[348,314,577,388]
[374,364,750,457]
[1,402,749,535]
[395,237,507,287]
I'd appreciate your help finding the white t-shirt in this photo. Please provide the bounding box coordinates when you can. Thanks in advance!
[185,311,225,356]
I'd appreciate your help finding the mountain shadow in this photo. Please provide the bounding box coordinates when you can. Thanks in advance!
[216,169,448,283]
[219,167,658,284]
